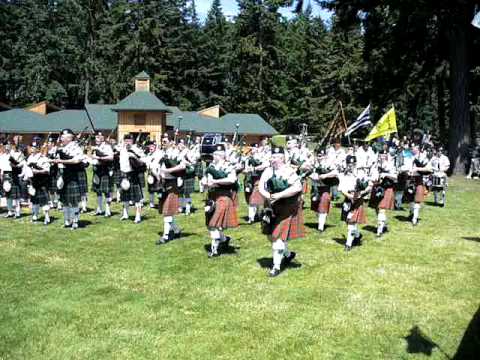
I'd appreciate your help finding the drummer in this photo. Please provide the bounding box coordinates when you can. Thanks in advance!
[430,146,450,207]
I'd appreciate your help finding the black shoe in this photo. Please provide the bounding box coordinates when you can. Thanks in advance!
[283,251,296,266]
[268,268,281,277]
[156,237,169,245]
[353,233,363,246]
[344,245,352,252]
[221,236,231,249]
[208,251,220,258]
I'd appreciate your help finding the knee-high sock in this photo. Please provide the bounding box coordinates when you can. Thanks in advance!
[171,217,180,233]
[14,200,20,216]
[199,181,204,193]
[377,210,387,235]
[72,207,79,224]
[318,213,327,231]
[63,207,70,224]
[135,202,142,221]
[248,205,257,221]
[185,198,192,214]
[6,198,13,212]
[442,190,446,205]
[413,203,420,223]
[395,191,403,208]
[210,229,221,253]
[97,195,103,212]
[43,205,50,222]
[409,202,414,215]
[105,198,111,215]
[81,197,87,211]
[163,216,173,237]
[346,224,356,247]
[32,204,40,217]
[122,202,129,217]
[149,193,155,205]
[272,239,286,270]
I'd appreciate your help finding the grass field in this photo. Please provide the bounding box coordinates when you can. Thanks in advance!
[0,176,479,359]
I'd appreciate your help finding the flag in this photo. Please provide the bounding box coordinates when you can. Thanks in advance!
[365,106,397,141]
[472,10,480,29]
[345,104,372,136]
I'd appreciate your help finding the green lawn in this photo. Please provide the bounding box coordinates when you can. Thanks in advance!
[0,177,479,359]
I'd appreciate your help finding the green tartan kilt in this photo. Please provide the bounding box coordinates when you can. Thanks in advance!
[113,169,122,187]
[194,162,203,177]
[147,177,162,193]
[182,176,195,196]
[77,169,88,196]
[31,175,50,206]
[2,172,22,200]
[49,167,59,193]
[120,172,144,203]
[137,171,146,188]
[59,173,82,207]
[91,173,113,195]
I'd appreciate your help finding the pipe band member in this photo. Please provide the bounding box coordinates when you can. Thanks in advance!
[339,155,371,251]
[310,149,338,232]
[52,129,85,230]
[430,146,450,207]
[243,146,268,224]
[202,143,239,257]
[369,149,397,237]
[406,146,432,226]
[119,133,146,223]
[145,141,164,209]
[155,139,185,244]
[91,132,114,217]
[259,146,304,277]
[26,141,51,224]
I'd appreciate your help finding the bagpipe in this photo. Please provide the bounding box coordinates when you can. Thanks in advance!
[261,173,291,235]
[126,145,147,172]
[244,156,263,193]
[341,178,370,221]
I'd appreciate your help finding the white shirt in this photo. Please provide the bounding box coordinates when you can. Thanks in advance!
[120,144,144,173]
[0,153,12,172]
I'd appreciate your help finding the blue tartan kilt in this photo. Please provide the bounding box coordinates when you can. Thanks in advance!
[31,175,50,206]
[49,168,59,193]
[120,172,144,203]
[59,173,82,207]
[182,176,195,196]
[77,169,88,196]
[147,176,162,193]
[137,171,145,188]
[91,168,113,195]
[113,168,122,187]
[2,172,22,200]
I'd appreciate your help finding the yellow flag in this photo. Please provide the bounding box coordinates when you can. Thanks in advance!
[365,106,397,141]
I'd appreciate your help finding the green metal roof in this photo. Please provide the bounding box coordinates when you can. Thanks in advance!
[221,113,277,135]
[85,104,117,130]
[135,71,150,80]
[111,91,171,112]
[46,110,94,133]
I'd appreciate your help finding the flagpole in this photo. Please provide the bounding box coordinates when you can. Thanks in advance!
[339,101,350,146]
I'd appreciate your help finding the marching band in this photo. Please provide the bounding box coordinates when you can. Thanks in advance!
[0,129,452,277]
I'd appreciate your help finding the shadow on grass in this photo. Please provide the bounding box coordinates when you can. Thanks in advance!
[362,225,377,234]
[404,326,452,359]
[462,237,480,243]
[425,201,444,208]
[332,236,346,246]
[78,220,93,228]
[395,215,412,222]
[453,306,480,359]
[256,257,302,271]
[304,223,335,231]
[203,242,239,256]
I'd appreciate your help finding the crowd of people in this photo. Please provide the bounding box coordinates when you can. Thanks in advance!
[0,129,451,277]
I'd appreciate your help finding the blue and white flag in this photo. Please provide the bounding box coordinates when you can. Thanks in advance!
[345,104,372,136]
[472,10,480,29]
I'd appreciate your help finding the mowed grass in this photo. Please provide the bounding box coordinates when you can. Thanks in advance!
[0,176,479,359]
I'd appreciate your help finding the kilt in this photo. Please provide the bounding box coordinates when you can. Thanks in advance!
[270,195,305,241]
[311,187,331,214]
[194,162,204,178]
[91,171,113,195]
[49,166,59,193]
[120,172,144,203]
[342,198,368,224]
[147,176,163,193]
[405,176,425,203]
[159,179,179,216]
[31,175,50,206]
[113,168,122,187]
[378,187,395,210]
[207,189,238,229]
[137,171,146,189]
[77,169,88,196]
[182,176,196,196]
[59,171,82,207]
[244,178,264,206]
[3,172,22,200]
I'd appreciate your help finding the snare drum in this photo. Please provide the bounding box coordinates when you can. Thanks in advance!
[432,175,446,189]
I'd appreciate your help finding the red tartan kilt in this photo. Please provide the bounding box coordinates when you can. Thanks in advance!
[302,180,309,194]
[271,195,305,241]
[244,179,264,206]
[347,205,367,225]
[311,191,331,214]
[159,179,179,216]
[379,187,395,210]
[208,192,238,229]
[415,184,425,203]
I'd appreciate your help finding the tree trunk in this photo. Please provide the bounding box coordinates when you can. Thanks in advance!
[447,5,471,175]
[437,74,446,143]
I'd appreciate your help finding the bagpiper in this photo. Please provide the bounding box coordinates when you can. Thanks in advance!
[339,155,371,251]
[155,139,184,244]
[2,142,26,218]
[25,141,51,224]
[309,149,338,232]
[406,145,432,226]
[202,143,239,257]
[179,139,200,215]
[430,146,450,207]
[243,146,268,224]
[145,140,164,208]
[90,132,114,217]
[259,146,303,277]
[119,134,146,223]
[52,129,85,230]
[46,137,62,209]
